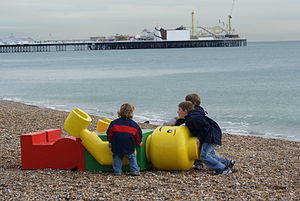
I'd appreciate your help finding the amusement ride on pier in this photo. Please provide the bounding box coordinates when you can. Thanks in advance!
[0,1,246,53]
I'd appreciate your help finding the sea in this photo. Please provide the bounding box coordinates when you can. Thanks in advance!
[0,41,299,142]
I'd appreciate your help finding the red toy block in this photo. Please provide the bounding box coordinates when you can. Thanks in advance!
[20,129,85,171]
[46,129,62,143]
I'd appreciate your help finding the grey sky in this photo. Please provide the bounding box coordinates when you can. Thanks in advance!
[0,0,299,41]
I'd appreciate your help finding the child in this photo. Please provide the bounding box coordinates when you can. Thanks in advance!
[107,103,143,176]
[163,93,206,169]
[177,101,235,175]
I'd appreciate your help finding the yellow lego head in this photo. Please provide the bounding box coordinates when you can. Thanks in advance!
[146,126,199,170]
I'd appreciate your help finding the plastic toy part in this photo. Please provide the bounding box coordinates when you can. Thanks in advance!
[96,118,112,132]
[20,108,200,172]
[64,109,114,165]
[146,126,199,170]
[20,129,85,170]
[85,131,152,171]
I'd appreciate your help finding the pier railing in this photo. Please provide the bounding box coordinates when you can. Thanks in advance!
[0,39,247,53]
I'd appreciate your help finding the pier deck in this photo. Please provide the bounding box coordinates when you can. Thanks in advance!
[0,39,247,53]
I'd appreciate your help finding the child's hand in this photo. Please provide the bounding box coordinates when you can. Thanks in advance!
[138,142,143,147]
[196,140,200,148]
[108,143,112,148]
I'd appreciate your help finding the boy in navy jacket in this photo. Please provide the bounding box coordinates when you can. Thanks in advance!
[164,93,207,169]
[177,101,235,175]
[107,103,142,176]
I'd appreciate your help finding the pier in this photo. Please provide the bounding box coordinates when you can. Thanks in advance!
[0,39,247,53]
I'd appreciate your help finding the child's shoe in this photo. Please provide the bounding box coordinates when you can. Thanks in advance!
[213,168,232,175]
[193,160,204,170]
[220,168,232,175]
[228,160,236,169]
[130,172,140,176]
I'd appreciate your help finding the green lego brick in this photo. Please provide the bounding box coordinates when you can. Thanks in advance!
[85,130,153,172]
[136,130,152,170]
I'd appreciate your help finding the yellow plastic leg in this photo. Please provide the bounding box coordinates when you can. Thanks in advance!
[96,118,112,132]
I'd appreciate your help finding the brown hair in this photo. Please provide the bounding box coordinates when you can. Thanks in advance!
[178,101,194,113]
[185,93,201,106]
[118,103,135,118]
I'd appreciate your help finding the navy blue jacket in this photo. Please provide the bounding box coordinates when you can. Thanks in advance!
[175,106,207,126]
[107,117,142,155]
[185,106,222,145]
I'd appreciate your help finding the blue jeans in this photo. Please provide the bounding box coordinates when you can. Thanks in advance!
[112,153,140,175]
[200,143,230,174]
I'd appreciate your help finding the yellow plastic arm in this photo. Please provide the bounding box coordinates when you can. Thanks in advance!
[64,109,113,165]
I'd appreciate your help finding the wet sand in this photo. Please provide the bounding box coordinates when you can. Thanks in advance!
[0,100,299,200]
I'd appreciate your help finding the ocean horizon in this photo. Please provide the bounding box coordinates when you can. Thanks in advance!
[1,41,299,142]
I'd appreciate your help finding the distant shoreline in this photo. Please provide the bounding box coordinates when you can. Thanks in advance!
[1,98,298,142]
[0,99,158,130]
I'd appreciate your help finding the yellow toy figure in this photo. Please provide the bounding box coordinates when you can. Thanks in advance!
[64,108,200,171]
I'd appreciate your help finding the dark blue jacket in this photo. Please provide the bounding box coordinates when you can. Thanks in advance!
[175,106,207,126]
[107,117,142,155]
[185,106,222,145]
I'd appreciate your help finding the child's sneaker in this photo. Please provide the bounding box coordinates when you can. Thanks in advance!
[193,160,204,170]
[228,160,236,169]
[220,168,232,175]
[130,172,140,176]
[213,168,232,175]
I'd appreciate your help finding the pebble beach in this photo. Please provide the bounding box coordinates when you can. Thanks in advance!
[0,99,299,200]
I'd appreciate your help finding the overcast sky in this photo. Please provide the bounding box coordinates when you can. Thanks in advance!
[0,0,299,41]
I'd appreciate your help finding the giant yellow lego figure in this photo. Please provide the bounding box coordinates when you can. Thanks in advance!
[64,108,199,170]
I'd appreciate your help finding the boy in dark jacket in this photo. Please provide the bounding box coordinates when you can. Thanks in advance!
[174,93,207,169]
[107,103,143,176]
[177,101,235,175]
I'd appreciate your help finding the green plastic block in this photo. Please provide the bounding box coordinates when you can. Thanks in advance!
[85,130,153,172]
